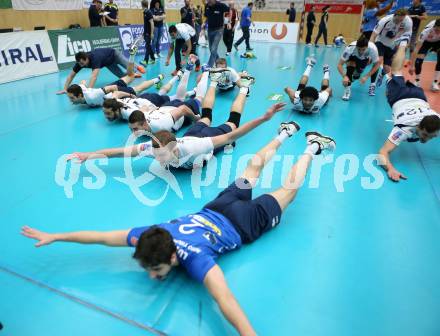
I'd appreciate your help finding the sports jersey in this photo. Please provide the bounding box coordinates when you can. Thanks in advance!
[175,23,195,41]
[292,90,329,114]
[374,14,413,48]
[362,8,379,32]
[334,36,346,47]
[126,208,242,282]
[217,67,240,90]
[80,85,112,107]
[138,136,215,169]
[119,97,157,120]
[419,20,440,43]
[341,41,379,63]
[388,98,437,146]
[145,106,185,133]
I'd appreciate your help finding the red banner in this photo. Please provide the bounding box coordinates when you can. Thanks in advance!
[304,3,363,14]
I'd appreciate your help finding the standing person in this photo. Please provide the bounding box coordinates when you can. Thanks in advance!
[181,0,195,27]
[167,24,201,75]
[234,2,254,52]
[314,5,330,47]
[152,1,166,58]
[141,0,156,66]
[204,0,230,67]
[194,5,203,45]
[104,0,119,26]
[286,2,296,23]
[305,5,316,45]
[89,0,103,27]
[223,2,239,56]
[408,0,427,53]
[361,0,394,40]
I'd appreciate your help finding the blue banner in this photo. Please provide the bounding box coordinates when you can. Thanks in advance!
[389,0,440,15]
[117,24,170,57]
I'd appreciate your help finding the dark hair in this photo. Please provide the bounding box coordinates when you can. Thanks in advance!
[300,86,319,100]
[356,35,369,48]
[394,8,408,16]
[141,0,148,8]
[322,5,330,11]
[133,227,176,268]
[75,52,88,62]
[67,84,83,97]
[215,57,227,66]
[152,130,177,148]
[103,98,124,111]
[419,115,440,133]
[128,110,146,124]
[248,2,253,6]
[168,25,177,34]
[435,19,440,27]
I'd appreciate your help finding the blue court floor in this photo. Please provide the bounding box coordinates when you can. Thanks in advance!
[0,42,439,336]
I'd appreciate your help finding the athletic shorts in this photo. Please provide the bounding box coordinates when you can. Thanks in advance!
[110,79,136,96]
[183,121,232,154]
[203,178,282,244]
[418,40,440,55]
[348,56,369,75]
[375,41,396,66]
[386,75,427,107]
[162,98,201,116]
[139,92,171,107]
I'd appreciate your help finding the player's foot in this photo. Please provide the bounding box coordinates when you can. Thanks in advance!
[176,70,184,80]
[431,81,440,92]
[323,64,330,73]
[278,121,301,137]
[368,83,376,96]
[139,60,148,66]
[195,65,201,72]
[155,74,164,89]
[307,43,312,46]
[154,53,159,59]
[342,86,351,101]
[306,56,316,67]
[201,64,211,72]
[326,45,332,48]
[148,59,155,65]
[246,47,254,51]
[225,52,230,56]
[209,70,225,82]
[129,35,144,55]
[414,79,420,87]
[185,54,198,71]
[314,44,319,48]
[240,75,255,87]
[376,70,384,87]
[233,44,238,51]
[305,131,336,154]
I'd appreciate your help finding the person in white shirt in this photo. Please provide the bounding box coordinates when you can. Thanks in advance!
[378,35,439,182]
[167,23,201,75]
[369,9,413,87]
[337,35,381,100]
[409,19,440,91]
[284,57,331,114]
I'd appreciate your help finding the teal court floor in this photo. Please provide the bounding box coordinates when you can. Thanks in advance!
[0,42,439,336]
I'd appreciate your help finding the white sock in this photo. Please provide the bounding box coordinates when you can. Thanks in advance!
[209,81,218,88]
[128,54,135,63]
[186,89,196,97]
[434,71,440,82]
[304,143,320,155]
[175,69,191,100]
[399,41,408,47]
[303,65,313,77]
[323,70,330,80]
[195,72,209,99]
[275,130,289,143]
[152,77,160,84]
[168,75,179,86]
[239,86,248,95]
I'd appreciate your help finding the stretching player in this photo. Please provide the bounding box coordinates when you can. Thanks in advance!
[337,35,381,100]
[67,75,261,170]
[369,9,413,87]
[23,128,336,336]
[284,57,331,114]
[379,35,440,182]
[409,19,440,91]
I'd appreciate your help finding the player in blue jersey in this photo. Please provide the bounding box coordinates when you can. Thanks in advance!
[21,125,335,335]
[361,0,394,40]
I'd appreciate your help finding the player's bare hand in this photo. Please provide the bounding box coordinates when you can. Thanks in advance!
[388,168,407,182]
[263,103,286,120]
[21,226,56,247]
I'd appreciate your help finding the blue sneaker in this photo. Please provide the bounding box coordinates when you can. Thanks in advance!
[376,70,384,87]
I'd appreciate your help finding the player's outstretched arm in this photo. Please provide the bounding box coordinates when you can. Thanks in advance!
[204,265,256,336]
[58,70,77,94]
[66,144,144,163]
[211,103,286,148]
[379,140,407,182]
[21,226,129,247]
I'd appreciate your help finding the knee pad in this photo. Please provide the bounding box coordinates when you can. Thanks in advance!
[436,54,440,71]
[201,107,213,121]
[227,111,242,128]
[415,58,424,74]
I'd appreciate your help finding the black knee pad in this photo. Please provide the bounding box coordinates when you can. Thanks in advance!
[415,58,424,74]
[201,107,212,121]
[321,84,329,91]
[227,111,242,128]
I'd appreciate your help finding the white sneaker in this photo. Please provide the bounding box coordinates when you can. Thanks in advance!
[305,131,336,154]
[154,53,159,59]
[240,74,255,88]
[278,121,301,137]
[342,86,351,101]
[323,64,330,73]
[431,81,439,92]
[209,69,227,82]
[306,56,316,67]
[368,83,376,96]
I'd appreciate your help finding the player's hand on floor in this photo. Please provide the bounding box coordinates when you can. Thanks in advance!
[66,152,90,163]
[56,90,66,95]
[21,226,55,247]
[388,168,407,182]
[359,76,368,84]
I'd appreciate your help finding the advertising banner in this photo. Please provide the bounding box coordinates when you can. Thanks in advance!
[0,31,58,84]
[304,0,363,14]
[234,22,299,43]
[118,24,171,57]
[48,27,121,70]
[12,0,82,10]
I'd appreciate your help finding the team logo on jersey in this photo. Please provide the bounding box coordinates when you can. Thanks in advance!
[392,130,403,141]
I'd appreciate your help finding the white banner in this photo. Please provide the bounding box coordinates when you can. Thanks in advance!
[165,0,184,10]
[83,0,141,9]
[0,31,58,84]
[234,22,299,44]
[13,0,83,10]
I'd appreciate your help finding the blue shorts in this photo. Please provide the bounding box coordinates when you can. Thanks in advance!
[184,122,232,154]
[204,178,282,244]
[386,75,427,107]
[139,93,171,107]
[110,79,136,96]
[162,98,201,116]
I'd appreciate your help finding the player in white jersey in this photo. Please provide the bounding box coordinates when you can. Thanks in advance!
[337,35,381,100]
[369,9,413,87]
[378,34,439,182]
[333,34,346,47]
[409,19,440,91]
[284,57,331,114]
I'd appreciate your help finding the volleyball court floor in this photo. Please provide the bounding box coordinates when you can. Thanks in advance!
[0,42,439,336]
